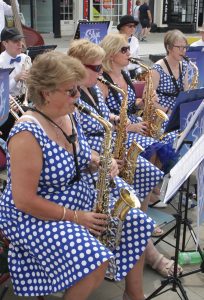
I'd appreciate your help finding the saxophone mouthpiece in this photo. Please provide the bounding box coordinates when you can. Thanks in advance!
[74,102,91,115]
[97,76,111,87]
[128,57,143,64]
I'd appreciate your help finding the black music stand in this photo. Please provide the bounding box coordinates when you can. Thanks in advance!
[147,133,204,300]
[26,45,57,61]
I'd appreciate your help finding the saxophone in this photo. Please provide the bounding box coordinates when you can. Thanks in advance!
[98,76,144,184]
[75,102,140,251]
[129,58,169,139]
[182,55,199,90]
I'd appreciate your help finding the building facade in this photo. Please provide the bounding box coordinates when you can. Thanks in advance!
[16,0,204,36]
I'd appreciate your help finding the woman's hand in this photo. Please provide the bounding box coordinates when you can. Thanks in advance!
[115,158,125,172]
[126,121,148,135]
[135,97,144,109]
[110,158,119,178]
[77,211,108,236]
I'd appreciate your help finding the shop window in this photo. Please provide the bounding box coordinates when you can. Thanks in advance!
[168,0,196,24]
[92,0,123,26]
[60,0,73,20]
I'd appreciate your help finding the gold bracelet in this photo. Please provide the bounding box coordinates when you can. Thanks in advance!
[59,207,66,221]
[74,210,79,224]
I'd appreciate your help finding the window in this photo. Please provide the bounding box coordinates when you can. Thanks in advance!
[60,0,73,20]
[92,0,123,26]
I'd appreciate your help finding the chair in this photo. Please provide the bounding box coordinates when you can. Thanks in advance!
[0,230,45,300]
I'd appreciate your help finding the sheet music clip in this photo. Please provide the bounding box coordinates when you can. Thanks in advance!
[160,173,170,202]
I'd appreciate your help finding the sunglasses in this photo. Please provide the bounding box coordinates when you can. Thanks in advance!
[173,45,189,51]
[120,46,130,54]
[57,86,80,97]
[84,64,103,72]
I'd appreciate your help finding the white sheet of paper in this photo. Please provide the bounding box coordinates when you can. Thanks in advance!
[164,134,204,203]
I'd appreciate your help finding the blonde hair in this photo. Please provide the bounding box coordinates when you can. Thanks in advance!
[68,39,105,64]
[99,33,128,72]
[27,51,86,106]
[164,30,187,54]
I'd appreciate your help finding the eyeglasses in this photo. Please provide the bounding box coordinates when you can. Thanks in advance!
[173,45,189,51]
[56,86,80,97]
[126,24,136,28]
[84,64,103,72]
[120,46,130,54]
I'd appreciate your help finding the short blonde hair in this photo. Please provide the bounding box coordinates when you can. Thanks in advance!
[27,51,86,106]
[164,30,187,54]
[99,33,128,72]
[68,39,105,64]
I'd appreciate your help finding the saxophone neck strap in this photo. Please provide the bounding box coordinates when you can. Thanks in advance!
[28,107,80,182]
[163,58,182,94]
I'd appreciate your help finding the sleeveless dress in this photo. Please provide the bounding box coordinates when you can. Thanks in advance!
[0,117,154,297]
[152,61,188,110]
[104,73,178,171]
[77,86,163,201]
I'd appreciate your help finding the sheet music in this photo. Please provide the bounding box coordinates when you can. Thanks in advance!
[164,134,204,203]
[174,100,204,151]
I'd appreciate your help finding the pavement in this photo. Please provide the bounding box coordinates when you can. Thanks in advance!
[1,32,204,300]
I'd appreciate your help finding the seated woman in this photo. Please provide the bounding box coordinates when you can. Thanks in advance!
[99,32,177,173]
[68,39,183,278]
[151,29,189,115]
[0,51,154,300]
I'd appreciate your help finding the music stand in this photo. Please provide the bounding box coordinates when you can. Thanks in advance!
[73,20,110,44]
[147,132,204,300]
[164,88,204,133]
[26,45,57,61]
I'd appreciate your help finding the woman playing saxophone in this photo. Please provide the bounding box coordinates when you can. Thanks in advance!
[151,29,189,114]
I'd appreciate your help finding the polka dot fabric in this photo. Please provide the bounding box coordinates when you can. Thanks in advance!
[0,119,154,296]
[78,87,163,201]
[152,61,188,110]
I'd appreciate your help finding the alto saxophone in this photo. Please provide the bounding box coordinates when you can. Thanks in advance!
[75,102,140,251]
[98,76,144,184]
[129,58,168,139]
[182,55,199,90]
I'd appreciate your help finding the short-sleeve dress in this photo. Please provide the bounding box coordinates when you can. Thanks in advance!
[0,117,154,297]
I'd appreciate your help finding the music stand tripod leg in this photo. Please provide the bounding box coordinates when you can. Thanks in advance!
[146,186,190,300]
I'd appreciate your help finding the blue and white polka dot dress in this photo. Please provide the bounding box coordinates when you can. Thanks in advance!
[78,87,163,201]
[152,61,188,110]
[0,119,154,296]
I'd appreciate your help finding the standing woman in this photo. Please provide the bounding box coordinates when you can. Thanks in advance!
[151,30,189,115]
[0,51,154,300]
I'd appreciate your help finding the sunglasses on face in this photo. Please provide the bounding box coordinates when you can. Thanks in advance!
[173,45,189,51]
[84,64,103,72]
[120,46,130,54]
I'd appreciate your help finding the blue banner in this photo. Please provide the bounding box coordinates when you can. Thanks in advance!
[0,68,11,126]
[80,22,109,44]
[186,48,204,88]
